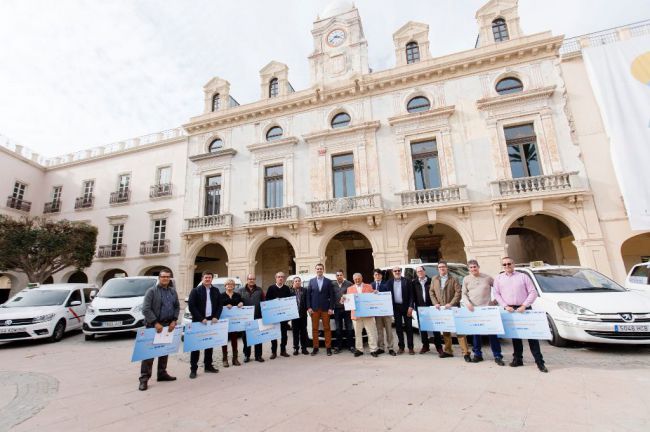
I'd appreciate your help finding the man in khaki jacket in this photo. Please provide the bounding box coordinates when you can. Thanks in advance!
[429,261,471,362]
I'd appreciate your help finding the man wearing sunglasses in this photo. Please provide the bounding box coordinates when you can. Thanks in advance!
[494,257,548,373]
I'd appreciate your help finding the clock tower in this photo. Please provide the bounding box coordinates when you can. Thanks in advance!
[309,0,369,87]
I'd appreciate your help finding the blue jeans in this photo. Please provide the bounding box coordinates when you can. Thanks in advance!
[333,308,354,349]
[472,334,502,359]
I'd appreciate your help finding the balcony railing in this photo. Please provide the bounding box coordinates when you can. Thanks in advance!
[398,186,467,208]
[97,244,126,258]
[150,183,172,198]
[109,189,130,204]
[74,196,94,209]
[43,200,61,214]
[140,240,170,255]
[307,194,382,217]
[491,172,580,198]
[185,214,233,232]
[246,206,298,224]
[6,196,31,212]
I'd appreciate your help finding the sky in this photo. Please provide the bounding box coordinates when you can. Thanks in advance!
[0,0,649,158]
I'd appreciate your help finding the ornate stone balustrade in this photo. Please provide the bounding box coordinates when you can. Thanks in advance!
[398,186,467,209]
[246,206,298,224]
[307,194,382,217]
[185,214,233,232]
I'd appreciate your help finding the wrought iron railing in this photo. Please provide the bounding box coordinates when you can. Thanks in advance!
[6,196,31,212]
[140,240,170,255]
[150,183,172,198]
[109,189,130,204]
[74,196,94,209]
[97,244,126,258]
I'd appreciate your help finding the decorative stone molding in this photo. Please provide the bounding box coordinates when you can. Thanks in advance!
[189,148,237,163]
[203,76,231,114]
[476,85,555,115]
[475,0,524,48]
[260,61,292,99]
[393,21,431,67]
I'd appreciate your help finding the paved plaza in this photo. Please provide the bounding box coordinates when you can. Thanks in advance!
[1,331,649,432]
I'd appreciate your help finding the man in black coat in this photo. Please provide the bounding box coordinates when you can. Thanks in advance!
[290,276,309,355]
[266,271,292,359]
[187,270,223,379]
[384,266,415,354]
[306,263,335,356]
[412,266,443,355]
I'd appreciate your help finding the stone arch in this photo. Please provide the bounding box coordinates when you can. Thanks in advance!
[248,231,299,262]
[401,214,473,252]
[67,271,88,283]
[497,205,588,246]
[620,232,650,273]
[318,225,379,261]
[321,229,376,282]
[404,220,469,264]
[96,268,128,286]
[138,265,172,277]
[253,235,296,288]
[402,88,436,112]
[0,273,18,303]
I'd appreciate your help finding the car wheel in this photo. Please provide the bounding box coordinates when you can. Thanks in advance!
[49,320,66,343]
[547,315,568,347]
[84,334,95,341]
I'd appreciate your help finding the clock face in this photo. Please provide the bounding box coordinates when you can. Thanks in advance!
[327,29,346,47]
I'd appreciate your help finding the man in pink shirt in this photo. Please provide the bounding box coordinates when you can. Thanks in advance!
[493,256,548,373]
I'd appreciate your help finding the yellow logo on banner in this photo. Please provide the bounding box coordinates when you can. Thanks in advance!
[631,52,650,86]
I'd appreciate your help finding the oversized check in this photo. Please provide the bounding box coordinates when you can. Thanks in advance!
[261,297,299,324]
[499,310,552,340]
[453,306,505,335]
[417,307,456,332]
[220,306,255,332]
[131,327,182,362]
[245,319,281,346]
[182,319,229,352]
[353,292,394,317]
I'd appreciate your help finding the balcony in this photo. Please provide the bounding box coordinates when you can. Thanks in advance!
[246,206,298,225]
[74,196,94,210]
[97,244,126,258]
[43,200,61,214]
[307,194,382,218]
[150,183,172,199]
[490,172,583,200]
[185,214,233,232]
[109,189,130,205]
[140,240,170,255]
[6,196,31,212]
[398,186,468,209]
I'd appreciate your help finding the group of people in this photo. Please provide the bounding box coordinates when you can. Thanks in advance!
[137,257,547,391]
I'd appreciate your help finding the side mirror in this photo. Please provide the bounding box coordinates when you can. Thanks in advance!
[90,290,98,300]
[70,300,82,306]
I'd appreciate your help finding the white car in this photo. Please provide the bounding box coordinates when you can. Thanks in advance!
[625,263,650,296]
[517,265,650,346]
[0,283,96,343]
[182,277,243,326]
[83,276,158,340]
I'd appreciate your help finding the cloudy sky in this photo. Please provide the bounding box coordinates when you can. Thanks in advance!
[1,0,648,157]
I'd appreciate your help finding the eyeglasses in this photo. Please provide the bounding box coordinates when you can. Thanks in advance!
[502,263,513,267]
[159,276,171,278]
[392,270,401,273]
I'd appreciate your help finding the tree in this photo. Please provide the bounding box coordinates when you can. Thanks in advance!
[0,216,98,283]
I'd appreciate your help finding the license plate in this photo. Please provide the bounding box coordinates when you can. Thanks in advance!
[102,321,123,327]
[615,324,650,332]
[0,327,26,334]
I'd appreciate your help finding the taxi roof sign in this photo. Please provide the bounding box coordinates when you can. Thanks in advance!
[410,258,423,264]
[27,283,40,289]
[529,261,545,268]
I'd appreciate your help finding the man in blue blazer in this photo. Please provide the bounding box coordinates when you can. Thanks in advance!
[307,263,335,356]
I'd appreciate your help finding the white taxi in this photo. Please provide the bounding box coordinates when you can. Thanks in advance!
[0,283,95,343]
[625,262,650,297]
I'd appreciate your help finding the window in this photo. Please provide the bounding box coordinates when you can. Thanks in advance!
[12,181,26,200]
[111,224,124,256]
[406,41,420,64]
[264,165,283,208]
[212,93,220,111]
[152,219,167,252]
[331,112,351,128]
[266,126,283,142]
[52,186,62,202]
[495,77,523,95]
[157,166,171,185]
[118,174,130,194]
[504,123,541,178]
[407,96,431,113]
[82,180,94,199]
[66,289,82,306]
[332,153,356,198]
[204,175,222,216]
[269,78,279,98]
[492,18,509,42]
[208,138,223,153]
[411,140,441,190]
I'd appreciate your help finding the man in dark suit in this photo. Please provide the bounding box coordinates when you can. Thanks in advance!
[307,263,335,356]
[385,266,415,355]
[290,276,309,355]
[187,270,223,379]
[266,271,292,359]
[412,265,443,355]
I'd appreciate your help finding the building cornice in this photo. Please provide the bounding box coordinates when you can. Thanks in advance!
[0,145,45,171]
[303,121,380,143]
[476,85,556,111]
[387,105,455,127]
[189,148,237,162]
[246,137,299,153]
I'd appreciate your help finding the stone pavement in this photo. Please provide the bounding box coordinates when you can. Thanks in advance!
[1,331,649,432]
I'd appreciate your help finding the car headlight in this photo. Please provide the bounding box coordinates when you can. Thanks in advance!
[32,313,55,323]
[557,301,595,315]
[87,307,96,316]
[132,304,143,313]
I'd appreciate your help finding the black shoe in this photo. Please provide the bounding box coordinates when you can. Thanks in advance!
[419,347,431,354]
[311,348,319,356]
[348,347,356,353]
[139,381,148,391]
[244,356,251,363]
[464,354,472,363]
[327,348,332,356]
[471,356,484,363]
[280,351,290,358]
[255,357,265,363]
[293,349,299,356]
[439,352,453,358]
[510,359,524,367]
[376,349,385,355]
[189,371,197,379]
[537,363,549,373]
[302,348,309,355]
[370,351,379,358]
[205,366,219,373]
[270,353,277,359]
[157,374,176,382]
[354,350,364,357]
[495,358,505,366]
[333,348,341,354]
[389,350,397,356]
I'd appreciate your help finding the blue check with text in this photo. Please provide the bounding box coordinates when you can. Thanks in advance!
[245,319,281,346]
[182,319,229,352]
[417,307,456,332]
[499,310,552,340]
[220,306,255,332]
[353,292,394,317]
[131,327,181,362]
[261,297,299,324]
[453,306,505,335]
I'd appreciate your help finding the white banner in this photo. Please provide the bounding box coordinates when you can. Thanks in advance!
[583,35,650,230]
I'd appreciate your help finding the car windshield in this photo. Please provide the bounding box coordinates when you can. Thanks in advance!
[98,278,157,298]
[531,268,625,293]
[3,290,69,307]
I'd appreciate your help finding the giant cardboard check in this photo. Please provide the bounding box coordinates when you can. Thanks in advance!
[220,306,255,332]
[131,327,182,362]
[453,306,505,335]
[245,319,281,346]
[353,292,394,317]
[182,319,229,352]
[261,297,299,324]
[499,310,552,340]
[417,307,456,332]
